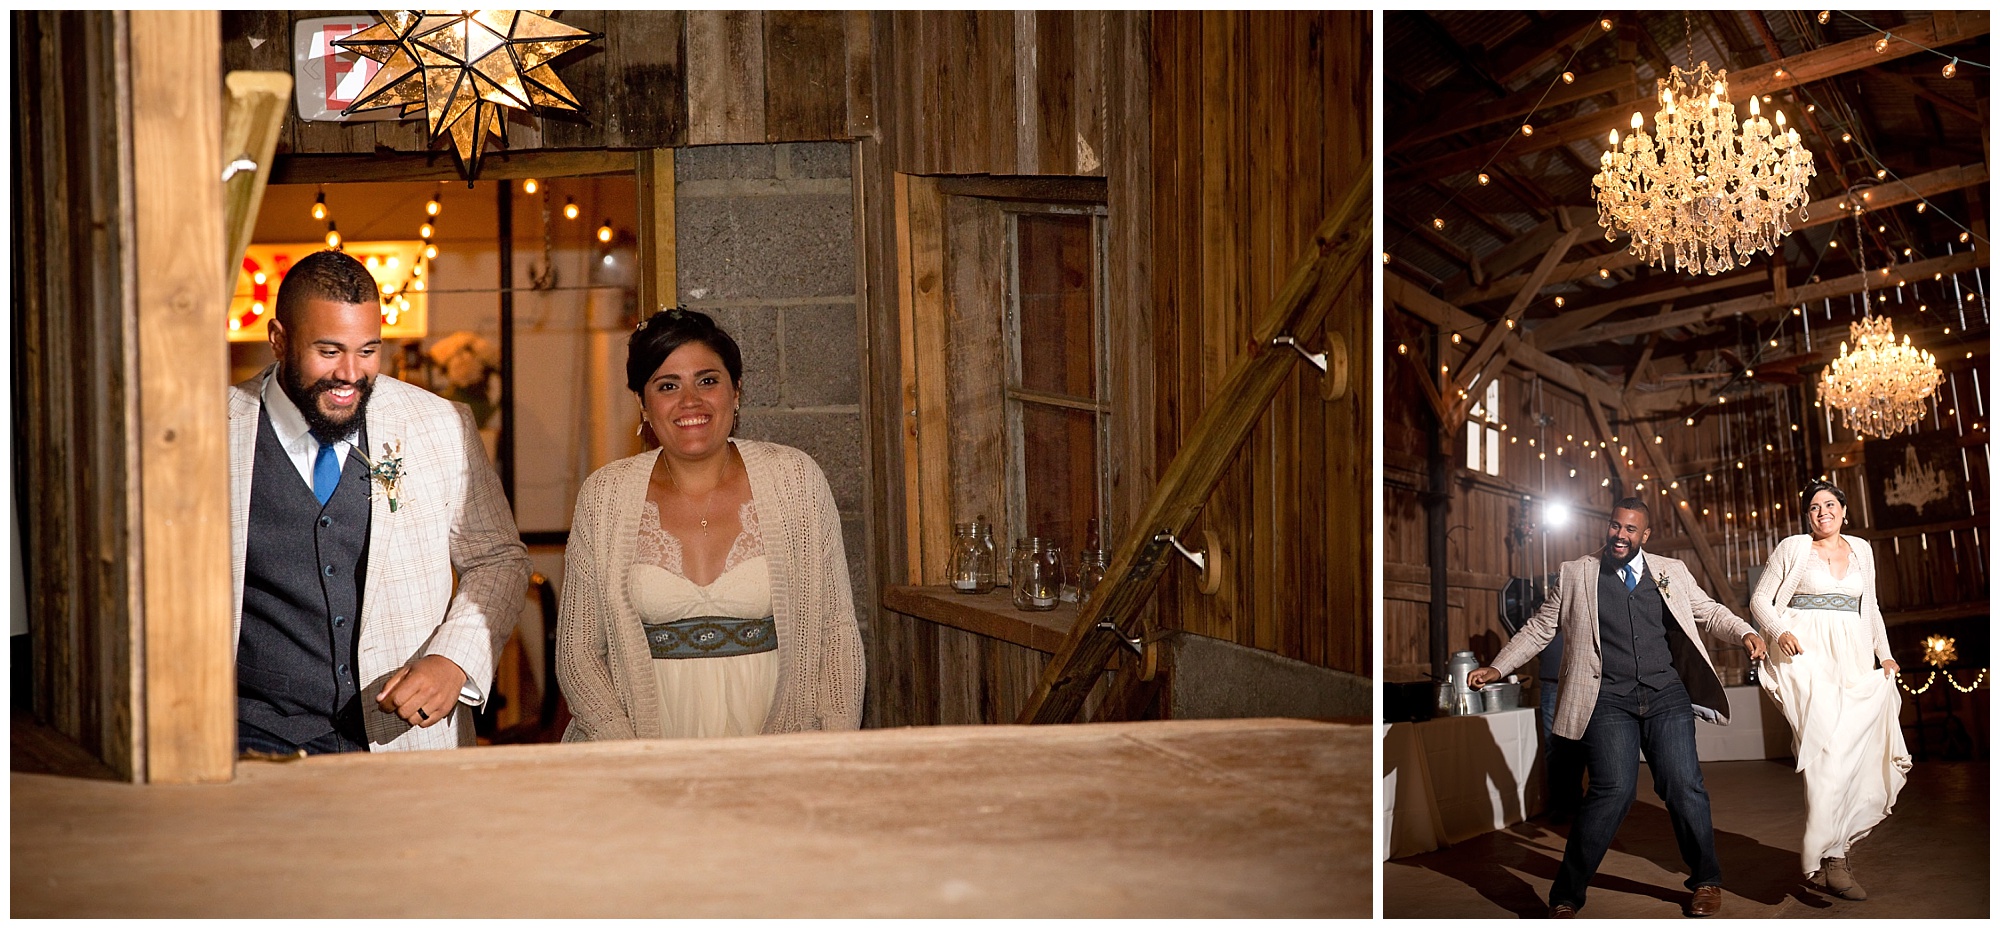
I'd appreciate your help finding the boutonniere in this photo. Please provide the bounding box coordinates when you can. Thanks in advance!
[359,440,406,512]
[1655,574,1673,600]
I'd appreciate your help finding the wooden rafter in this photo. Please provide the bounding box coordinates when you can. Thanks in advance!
[1388,12,1990,184]
[1455,162,1989,306]
[1541,248,1989,350]
[1445,225,1584,425]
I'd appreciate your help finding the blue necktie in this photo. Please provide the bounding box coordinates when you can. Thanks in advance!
[1624,564,1638,591]
[313,441,341,506]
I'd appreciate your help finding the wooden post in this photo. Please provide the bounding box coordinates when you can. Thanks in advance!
[636,148,677,314]
[132,9,233,784]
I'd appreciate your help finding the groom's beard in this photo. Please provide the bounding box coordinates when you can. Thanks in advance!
[280,361,375,447]
[1601,540,1639,568]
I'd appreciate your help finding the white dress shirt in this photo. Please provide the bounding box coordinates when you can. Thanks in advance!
[1622,548,1648,588]
[262,368,359,488]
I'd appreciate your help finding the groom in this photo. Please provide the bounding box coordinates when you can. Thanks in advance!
[230,249,529,754]
[1469,497,1766,918]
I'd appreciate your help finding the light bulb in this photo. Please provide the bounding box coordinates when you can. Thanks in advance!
[1562,71,1574,84]
[1631,111,1644,130]
[1943,59,1958,79]
[424,244,438,259]
[1432,217,1444,230]
[1554,296,1565,307]
[365,255,380,269]
[413,280,426,292]
[311,195,326,221]
[1600,17,1612,31]
[426,198,441,217]
[1817,10,1830,24]
[420,222,435,240]
[1520,123,1534,137]
[564,197,580,220]
[1608,129,1619,146]
[252,271,267,286]
[1917,202,1927,213]
[598,220,614,243]
[324,223,341,249]
[1841,132,1852,142]
[1875,34,1889,54]
[522,178,539,195]
[1477,173,1490,186]
[1599,267,1610,279]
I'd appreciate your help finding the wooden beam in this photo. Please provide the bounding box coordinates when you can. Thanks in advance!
[1444,225,1583,424]
[219,71,290,302]
[1542,249,1990,349]
[1398,62,1635,151]
[1456,162,1990,307]
[1020,170,1371,724]
[133,9,234,784]
[268,149,637,185]
[635,149,676,316]
[1871,67,1982,124]
[1386,271,1620,409]
[1388,12,1990,184]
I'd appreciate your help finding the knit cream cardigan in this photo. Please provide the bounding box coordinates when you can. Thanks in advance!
[1748,533,1894,664]
[556,439,864,739]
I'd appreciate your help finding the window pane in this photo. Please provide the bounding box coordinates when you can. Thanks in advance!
[1019,402,1100,551]
[1467,423,1482,471]
[1015,213,1097,399]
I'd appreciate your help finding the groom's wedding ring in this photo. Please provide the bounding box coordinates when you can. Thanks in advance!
[417,707,430,721]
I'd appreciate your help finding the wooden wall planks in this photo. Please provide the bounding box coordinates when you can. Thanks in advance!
[13,11,142,779]
[1145,12,1372,676]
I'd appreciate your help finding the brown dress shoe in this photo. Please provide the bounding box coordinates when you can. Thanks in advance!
[1549,903,1577,918]
[1814,856,1867,900]
[1687,885,1723,917]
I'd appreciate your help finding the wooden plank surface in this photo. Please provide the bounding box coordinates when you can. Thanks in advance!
[685,11,766,145]
[132,9,234,785]
[904,177,952,584]
[944,197,1007,533]
[14,719,1370,917]
[635,148,675,315]
[764,11,846,141]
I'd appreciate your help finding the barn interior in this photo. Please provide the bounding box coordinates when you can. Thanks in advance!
[1380,10,1989,918]
[11,11,1369,917]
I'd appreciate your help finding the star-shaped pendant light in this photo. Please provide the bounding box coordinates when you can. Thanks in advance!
[336,10,600,180]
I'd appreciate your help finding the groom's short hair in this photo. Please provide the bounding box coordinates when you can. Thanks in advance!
[1611,496,1649,520]
[275,249,380,332]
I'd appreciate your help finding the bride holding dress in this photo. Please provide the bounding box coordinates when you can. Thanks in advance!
[1750,480,1910,901]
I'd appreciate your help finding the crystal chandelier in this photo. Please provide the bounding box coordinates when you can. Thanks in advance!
[1591,60,1817,276]
[1819,315,1942,438]
[1818,201,1942,439]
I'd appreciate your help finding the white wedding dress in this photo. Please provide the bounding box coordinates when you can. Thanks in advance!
[1757,548,1911,875]
[629,499,778,738]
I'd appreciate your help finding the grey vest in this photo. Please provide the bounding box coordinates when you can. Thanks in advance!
[1597,558,1677,695]
[237,407,371,745]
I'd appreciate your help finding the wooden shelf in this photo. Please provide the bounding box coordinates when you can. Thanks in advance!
[880,585,1081,655]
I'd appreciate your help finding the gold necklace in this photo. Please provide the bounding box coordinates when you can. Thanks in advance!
[665,463,718,536]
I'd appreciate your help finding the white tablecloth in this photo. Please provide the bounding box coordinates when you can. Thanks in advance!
[1383,706,1543,860]
[1694,683,1794,761]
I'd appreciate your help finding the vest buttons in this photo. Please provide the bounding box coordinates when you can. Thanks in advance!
[333,615,346,628]
[323,565,336,577]
[318,516,333,528]
[337,663,348,676]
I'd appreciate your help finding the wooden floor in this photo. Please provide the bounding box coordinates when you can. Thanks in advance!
[12,717,1366,918]
[1385,758,1990,919]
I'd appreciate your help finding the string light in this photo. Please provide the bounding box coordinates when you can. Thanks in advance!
[426,196,441,217]
[324,222,341,249]
[1598,267,1610,279]
[311,189,327,221]
[1554,296,1565,308]
[1520,123,1534,137]
[1600,17,1612,31]
[424,244,438,260]
[1817,11,1830,24]
[1874,33,1890,54]
[419,222,435,240]
[523,178,540,195]
[564,196,581,221]
[1841,131,1852,143]
[1917,202,1928,213]
[597,219,615,244]
[1562,71,1575,84]
[1477,173,1490,186]
[1432,217,1445,230]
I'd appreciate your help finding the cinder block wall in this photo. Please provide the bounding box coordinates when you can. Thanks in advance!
[674,142,872,636]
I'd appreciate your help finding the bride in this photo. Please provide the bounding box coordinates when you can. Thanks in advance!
[1750,480,1911,901]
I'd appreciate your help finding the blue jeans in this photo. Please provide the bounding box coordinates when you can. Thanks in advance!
[1540,679,1585,817]
[237,718,366,756]
[1550,676,1721,909]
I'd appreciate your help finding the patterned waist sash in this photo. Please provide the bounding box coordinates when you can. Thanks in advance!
[643,615,777,659]
[1788,592,1861,613]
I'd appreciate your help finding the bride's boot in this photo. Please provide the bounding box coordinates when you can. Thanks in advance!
[1815,857,1867,900]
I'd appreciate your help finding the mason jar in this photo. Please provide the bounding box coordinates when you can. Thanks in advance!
[948,522,991,594]
[1011,538,1063,611]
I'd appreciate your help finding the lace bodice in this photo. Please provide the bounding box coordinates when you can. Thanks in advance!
[635,498,765,577]
[1798,545,1866,600]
